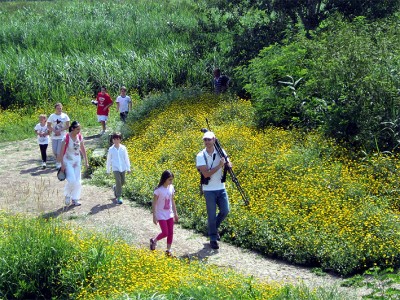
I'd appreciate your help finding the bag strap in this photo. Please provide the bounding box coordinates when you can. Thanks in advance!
[63,133,82,155]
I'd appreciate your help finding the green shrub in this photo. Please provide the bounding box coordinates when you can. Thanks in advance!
[237,14,400,152]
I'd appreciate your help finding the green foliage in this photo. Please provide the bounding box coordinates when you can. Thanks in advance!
[1,212,350,300]
[238,14,400,152]
[0,215,76,299]
[0,0,208,108]
[236,42,309,128]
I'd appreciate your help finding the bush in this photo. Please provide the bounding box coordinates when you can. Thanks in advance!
[237,14,400,152]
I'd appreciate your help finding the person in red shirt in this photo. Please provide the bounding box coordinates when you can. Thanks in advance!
[95,85,113,135]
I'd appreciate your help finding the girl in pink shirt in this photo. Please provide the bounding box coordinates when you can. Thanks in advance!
[150,170,179,256]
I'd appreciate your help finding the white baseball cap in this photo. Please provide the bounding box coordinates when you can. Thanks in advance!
[202,131,215,140]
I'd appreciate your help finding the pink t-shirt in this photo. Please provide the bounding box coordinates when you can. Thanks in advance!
[154,185,175,220]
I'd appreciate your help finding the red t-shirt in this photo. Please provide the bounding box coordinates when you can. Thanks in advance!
[96,92,113,116]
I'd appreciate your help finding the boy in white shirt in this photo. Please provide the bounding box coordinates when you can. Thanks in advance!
[106,132,131,204]
[116,86,132,123]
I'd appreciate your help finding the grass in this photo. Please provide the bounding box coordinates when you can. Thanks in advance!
[0,0,220,109]
[0,212,355,300]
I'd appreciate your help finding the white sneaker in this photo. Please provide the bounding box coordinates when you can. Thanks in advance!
[65,196,71,206]
[42,162,46,169]
[100,130,105,135]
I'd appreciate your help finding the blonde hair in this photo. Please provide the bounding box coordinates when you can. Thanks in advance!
[39,114,47,120]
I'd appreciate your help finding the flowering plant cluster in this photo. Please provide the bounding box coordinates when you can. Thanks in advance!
[122,94,400,275]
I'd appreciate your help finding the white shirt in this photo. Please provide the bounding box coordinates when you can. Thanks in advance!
[116,95,132,112]
[106,144,131,173]
[34,123,49,145]
[196,148,225,191]
[47,113,70,140]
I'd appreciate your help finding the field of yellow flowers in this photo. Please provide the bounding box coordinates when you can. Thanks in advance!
[115,94,400,276]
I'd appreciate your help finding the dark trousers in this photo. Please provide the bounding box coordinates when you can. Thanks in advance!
[120,111,128,123]
[39,144,48,162]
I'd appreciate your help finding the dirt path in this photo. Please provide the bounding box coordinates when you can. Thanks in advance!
[0,132,368,298]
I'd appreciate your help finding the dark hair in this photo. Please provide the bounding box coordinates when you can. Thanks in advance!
[111,132,122,140]
[157,170,174,188]
[69,121,80,132]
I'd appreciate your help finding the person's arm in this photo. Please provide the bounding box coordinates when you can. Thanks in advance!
[34,126,41,136]
[128,97,132,111]
[47,120,53,134]
[106,149,112,174]
[103,97,113,112]
[80,140,89,168]
[63,120,70,132]
[171,194,178,222]
[197,157,225,178]
[152,194,159,225]
[124,147,131,173]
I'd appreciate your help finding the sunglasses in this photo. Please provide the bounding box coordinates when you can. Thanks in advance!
[203,138,212,141]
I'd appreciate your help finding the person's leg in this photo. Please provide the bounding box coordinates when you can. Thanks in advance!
[215,189,230,230]
[39,144,47,162]
[204,190,218,241]
[69,162,82,202]
[156,219,169,241]
[97,115,106,133]
[113,171,123,198]
[64,162,75,198]
[120,171,126,189]
[166,217,174,251]
[120,112,126,122]
[51,138,59,157]
[52,139,62,168]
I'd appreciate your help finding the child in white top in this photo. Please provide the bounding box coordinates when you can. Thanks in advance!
[47,103,70,169]
[150,170,179,256]
[116,86,132,123]
[34,114,49,169]
[106,132,131,204]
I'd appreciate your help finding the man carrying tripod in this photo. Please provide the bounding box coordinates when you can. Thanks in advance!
[196,131,231,250]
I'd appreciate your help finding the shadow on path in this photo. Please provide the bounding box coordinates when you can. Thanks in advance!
[84,134,102,140]
[40,205,76,219]
[181,243,218,261]
[20,165,55,176]
[88,199,120,215]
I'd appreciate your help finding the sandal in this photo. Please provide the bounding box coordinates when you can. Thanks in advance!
[150,238,156,251]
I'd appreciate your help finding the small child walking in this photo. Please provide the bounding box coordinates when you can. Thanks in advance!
[34,114,49,169]
[116,86,132,123]
[106,132,131,204]
[150,170,179,256]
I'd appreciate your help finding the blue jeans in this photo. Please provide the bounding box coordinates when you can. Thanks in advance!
[204,189,230,241]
